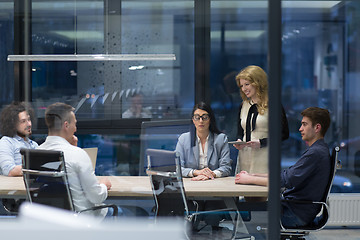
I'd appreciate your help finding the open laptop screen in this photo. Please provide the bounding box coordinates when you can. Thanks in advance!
[83,147,98,170]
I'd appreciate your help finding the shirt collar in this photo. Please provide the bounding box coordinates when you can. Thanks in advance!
[14,134,30,142]
[196,134,209,143]
[310,138,324,147]
[45,135,71,145]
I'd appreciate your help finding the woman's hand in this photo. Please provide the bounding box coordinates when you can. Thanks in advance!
[193,167,215,179]
[233,139,248,150]
[191,175,213,181]
[235,171,251,184]
[235,171,268,186]
[247,140,260,149]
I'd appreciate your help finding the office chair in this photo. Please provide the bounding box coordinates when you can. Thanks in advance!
[1,198,24,215]
[280,146,340,240]
[20,148,119,217]
[145,148,248,240]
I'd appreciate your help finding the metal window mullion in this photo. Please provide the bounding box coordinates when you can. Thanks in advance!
[14,0,32,102]
[194,0,210,104]
[268,0,282,239]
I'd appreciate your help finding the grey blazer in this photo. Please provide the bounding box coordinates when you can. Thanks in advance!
[175,132,232,177]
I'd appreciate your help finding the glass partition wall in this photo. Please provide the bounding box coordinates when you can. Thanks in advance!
[29,0,194,120]
[2,0,360,238]
[210,1,360,194]
[0,1,14,106]
[280,1,360,194]
[8,0,196,176]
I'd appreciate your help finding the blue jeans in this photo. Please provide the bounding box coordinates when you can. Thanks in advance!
[105,206,124,217]
[281,205,307,228]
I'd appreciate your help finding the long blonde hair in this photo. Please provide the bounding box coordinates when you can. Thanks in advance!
[235,65,268,115]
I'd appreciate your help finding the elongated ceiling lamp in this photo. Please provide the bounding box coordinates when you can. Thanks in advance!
[7,54,176,61]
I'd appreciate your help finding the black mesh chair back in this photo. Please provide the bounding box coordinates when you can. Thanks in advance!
[150,174,189,217]
[146,149,189,217]
[311,146,339,228]
[21,148,74,211]
[146,148,177,172]
[326,146,340,200]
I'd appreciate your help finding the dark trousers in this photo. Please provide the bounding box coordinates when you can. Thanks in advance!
[190,199,228,228]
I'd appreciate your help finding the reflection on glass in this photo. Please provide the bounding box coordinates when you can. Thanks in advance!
[0,2,14,107]
[30,1,194,120]
[122,93,152,119]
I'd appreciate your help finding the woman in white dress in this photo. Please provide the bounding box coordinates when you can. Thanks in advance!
[233,65,289,174]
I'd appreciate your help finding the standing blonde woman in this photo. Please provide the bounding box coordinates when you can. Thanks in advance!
[233,65,289,174]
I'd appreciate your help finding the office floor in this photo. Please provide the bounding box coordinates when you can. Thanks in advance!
[243,212,360,240]
[189,211,360,240]
[1,201,359,240]
[307,228,360,240]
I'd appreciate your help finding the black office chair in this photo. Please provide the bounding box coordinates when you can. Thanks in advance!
[280,146,340,240]
[20,148,119,217]
[1,198,24,215]
[145,148,245,240]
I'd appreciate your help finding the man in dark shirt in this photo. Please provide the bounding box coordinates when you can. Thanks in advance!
[235,107,331,227]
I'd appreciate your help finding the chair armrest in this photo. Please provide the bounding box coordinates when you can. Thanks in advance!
[22,169,65,177]
[280,199,328,219]
[146,169,177,178]
[78,204,118,216]
[281,198,325,205]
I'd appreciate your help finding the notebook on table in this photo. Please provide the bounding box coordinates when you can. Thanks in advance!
[83,147,98,170]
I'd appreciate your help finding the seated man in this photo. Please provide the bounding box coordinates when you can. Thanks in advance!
[235,107,331,228]
[122,93,152,118]
[0,102,38,212]
[38,102,112,219]
[0,102,38,176]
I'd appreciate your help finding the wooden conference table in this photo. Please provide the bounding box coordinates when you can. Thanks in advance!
[0,175,268,199]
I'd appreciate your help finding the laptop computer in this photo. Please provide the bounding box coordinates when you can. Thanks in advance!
[83,147,98,170]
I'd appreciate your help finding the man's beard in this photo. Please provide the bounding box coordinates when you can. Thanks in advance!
[17,129,31,138]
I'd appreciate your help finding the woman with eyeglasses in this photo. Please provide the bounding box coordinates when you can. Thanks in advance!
[234,65,289,175]
[175,102,232,231]
[176,101,232,181]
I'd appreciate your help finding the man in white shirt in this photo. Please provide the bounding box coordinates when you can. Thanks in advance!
[38,102,112,219]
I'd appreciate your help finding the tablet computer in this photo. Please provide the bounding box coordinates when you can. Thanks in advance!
[228,141,248,145]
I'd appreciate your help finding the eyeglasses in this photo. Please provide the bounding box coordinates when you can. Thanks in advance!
[193,114,210,121]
